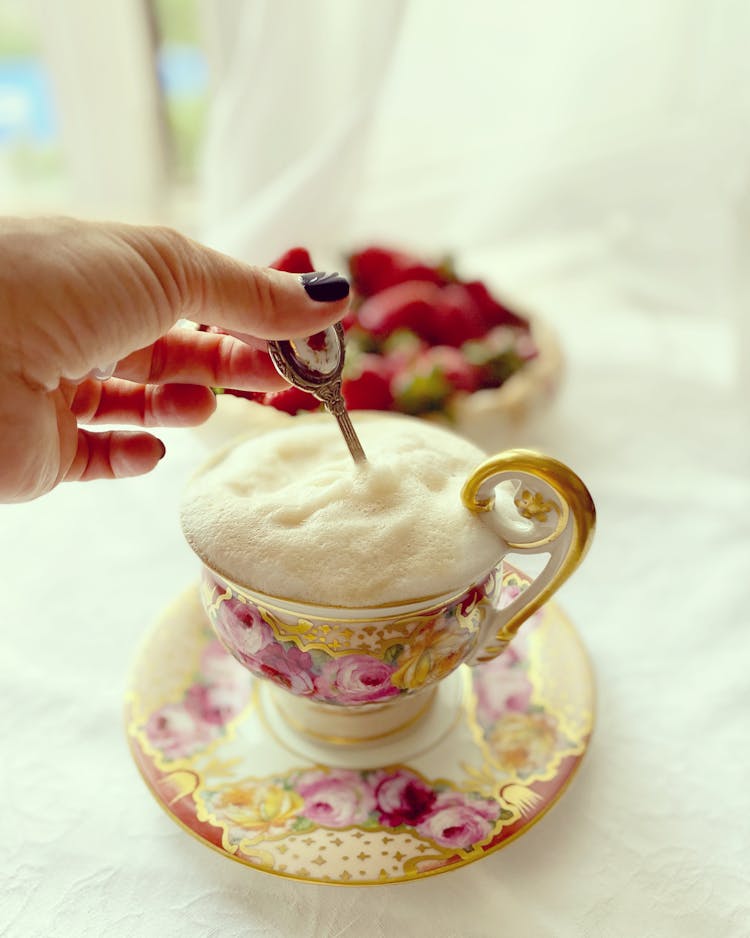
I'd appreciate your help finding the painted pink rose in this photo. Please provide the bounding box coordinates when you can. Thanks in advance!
[251,642,316,696]
[214,599,274,662]
[415,792,499,849]
[316,655,400,704]
[200,640,248,687]
[144,703,217,759]
[373,770,436,826]
[184,681,249,726]
[296,769,376,827]
[474,650,532,726]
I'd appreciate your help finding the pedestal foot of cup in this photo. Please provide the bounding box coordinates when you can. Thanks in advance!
[261,671,466,769]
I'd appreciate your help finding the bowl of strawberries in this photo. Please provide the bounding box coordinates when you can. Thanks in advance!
[198,245,563,453]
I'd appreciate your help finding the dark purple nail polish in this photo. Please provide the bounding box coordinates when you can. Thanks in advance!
[300,271,350,302]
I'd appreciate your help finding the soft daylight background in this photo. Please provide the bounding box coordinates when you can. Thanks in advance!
[1,2,748,937]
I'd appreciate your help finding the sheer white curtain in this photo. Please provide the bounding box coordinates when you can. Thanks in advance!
[199,0,407,263]
[199,0,750,352]
[33,0,167,219]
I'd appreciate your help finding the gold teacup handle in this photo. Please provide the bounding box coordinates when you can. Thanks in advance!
[461,449,596,663]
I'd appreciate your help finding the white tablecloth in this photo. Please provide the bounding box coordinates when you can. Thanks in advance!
[2,258,748,936]
[4,3,750,931]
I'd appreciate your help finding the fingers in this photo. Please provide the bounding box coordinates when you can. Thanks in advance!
[70,378,219,427]
[113,326,287,390]
[64,428,166,483]
[0,219,349,396]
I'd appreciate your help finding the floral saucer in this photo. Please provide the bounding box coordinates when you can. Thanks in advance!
[125,570,594,885]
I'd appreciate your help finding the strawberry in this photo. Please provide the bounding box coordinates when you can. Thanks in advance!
[263,386,320,414]
[462,328,528,388]
[381,328,426,364]
[270,247,315,274]
[391,363,451,415]
[416,346,481,393]
[342,325,380,359]
[390,343,484,414]
[349,246,447,296]
[221,388,265,402]
[357,281,442,340]
[462,280,528,330]
[428,284,487,347]
[342,355,394,411]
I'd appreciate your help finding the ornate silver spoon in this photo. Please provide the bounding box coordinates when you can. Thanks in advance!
[268,322,367,463]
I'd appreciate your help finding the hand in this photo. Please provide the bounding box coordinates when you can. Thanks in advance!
[0,217,349,502]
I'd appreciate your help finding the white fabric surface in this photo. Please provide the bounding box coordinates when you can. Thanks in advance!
[2,276,747,938]
[3,2,750,936]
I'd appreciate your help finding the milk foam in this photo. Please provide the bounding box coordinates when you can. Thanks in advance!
[180,413,504,605]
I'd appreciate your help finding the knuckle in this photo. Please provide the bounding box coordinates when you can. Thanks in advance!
[147,336,169,384]
[247,268,282,331]
[141,225,193,315]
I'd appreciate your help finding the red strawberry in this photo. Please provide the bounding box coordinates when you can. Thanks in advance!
[270,247,315,274]
[263,386,320,414]
[390,345,483,414]
[381,328,427,367]
[462,327,529,388]
[428,284,487,347]
[416,346,481,393]
[391,361,451,415]
[342,355,394,411]
[462,280,528,330]
[221,388,265,402]
[349,246,446,296]
[357,281,442,340]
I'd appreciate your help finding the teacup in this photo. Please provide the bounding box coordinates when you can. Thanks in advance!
[185,434,595,753]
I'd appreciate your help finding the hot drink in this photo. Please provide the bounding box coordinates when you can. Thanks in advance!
[181,413,504,606]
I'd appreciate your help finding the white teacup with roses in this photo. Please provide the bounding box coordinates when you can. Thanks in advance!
[189,444,595,758]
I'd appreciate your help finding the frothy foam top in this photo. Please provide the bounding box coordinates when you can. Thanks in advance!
[180,413,504,605]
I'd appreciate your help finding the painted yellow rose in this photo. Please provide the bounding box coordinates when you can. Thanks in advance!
[487,712,559,776]
[213,781,303,832]
[391,626,475,690]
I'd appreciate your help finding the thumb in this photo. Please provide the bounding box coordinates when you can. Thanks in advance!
[178,235,350,339]
[0,218,350,392]
[0,219,349,389]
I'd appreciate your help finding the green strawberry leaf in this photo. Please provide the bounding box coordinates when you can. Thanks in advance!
[393,369,452,414]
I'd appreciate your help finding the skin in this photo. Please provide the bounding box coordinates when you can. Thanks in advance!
[0,217,348,502]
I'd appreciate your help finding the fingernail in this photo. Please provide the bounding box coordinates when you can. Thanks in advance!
[300,271,350,302]
[157,439,166,460]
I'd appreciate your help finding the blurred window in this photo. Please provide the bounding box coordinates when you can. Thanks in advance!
[152,0,208,184]
[0,0,208,214]
[0,0,65,209]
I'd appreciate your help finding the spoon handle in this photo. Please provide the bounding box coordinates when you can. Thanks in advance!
[319,385,367,464]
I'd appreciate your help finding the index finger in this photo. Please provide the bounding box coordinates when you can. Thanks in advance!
[114,326,288,390]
